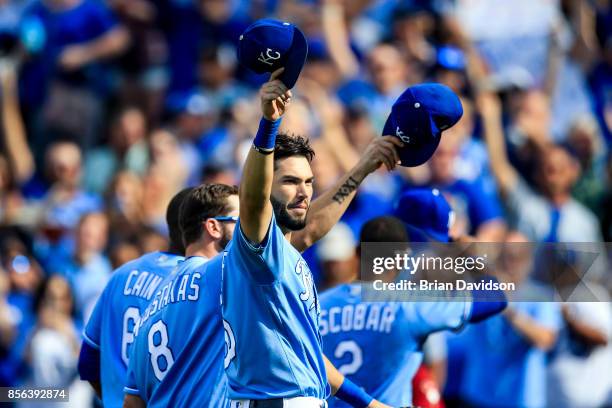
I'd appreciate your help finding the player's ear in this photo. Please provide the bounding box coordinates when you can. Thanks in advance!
[203,219,222,240]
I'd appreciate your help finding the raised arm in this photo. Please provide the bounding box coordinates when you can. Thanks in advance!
[476,92,518,197]
[0,63,34,184]
[321,0,360,79]
[59,25,129,71]
[240,68,292,244]
[291,136,402,251]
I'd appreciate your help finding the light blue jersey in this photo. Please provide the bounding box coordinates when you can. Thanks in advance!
[83,251,182,408]
[124,255,229,407]
[221,214,329,399]
[320,283,472,407]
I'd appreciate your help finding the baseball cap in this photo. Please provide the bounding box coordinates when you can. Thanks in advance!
[382,83,463,167]
[316,222,356,262]
[237,19,308,89]
[394,188,454,242]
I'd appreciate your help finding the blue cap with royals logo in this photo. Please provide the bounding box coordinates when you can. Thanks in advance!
[382,83,463,167]
[394,188,454,242]
[237,19,308,89]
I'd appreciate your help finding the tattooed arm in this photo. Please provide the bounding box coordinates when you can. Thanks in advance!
[291,136,403,252]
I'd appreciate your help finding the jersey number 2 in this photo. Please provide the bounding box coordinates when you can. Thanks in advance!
[148,320,175,381]
[334,340,363,375]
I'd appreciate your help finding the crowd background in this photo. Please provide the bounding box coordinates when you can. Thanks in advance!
[0,0,610,407]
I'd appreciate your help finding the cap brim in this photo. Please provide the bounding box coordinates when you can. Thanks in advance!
[382,114,442,167]
[279,26,308,89]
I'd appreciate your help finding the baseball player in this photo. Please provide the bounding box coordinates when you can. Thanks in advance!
[220,19,405,406]
[77,187,193,407]
[320,191,507,407]
[123,184,239,407]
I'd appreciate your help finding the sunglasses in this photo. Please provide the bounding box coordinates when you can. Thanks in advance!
[212,216,238,223]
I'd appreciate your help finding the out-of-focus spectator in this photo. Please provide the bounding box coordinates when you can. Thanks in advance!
[108,240,140,270]
[315,222,357,290]
[0,229,41,387]
[47,212,111,321]
[105,170,145,244]
[83,106,149,194]
[478,90,603,242]
[22,274,93,407]
[547,298,612,408]
[566,114,607,213]
[0,59,35,226]
[20,0,129,152]
[166,90,219,184]
[198,44,249,111]
[36,141,101,254]
[136,225,167,254]
[453,231,561,408]
[588,34,612,144]
[410,130,506,241]
[109,0,168,122]
[27,274,78,386]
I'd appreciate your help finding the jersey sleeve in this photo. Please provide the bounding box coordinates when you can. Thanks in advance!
[230,212,286,284]
[407,301,473,338]
[83,282,109,349]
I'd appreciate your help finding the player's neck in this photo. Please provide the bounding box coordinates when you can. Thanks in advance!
[185,241,218,260]
[281,229,293,241]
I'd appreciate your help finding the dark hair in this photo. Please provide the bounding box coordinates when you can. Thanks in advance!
[166,187,195,255]
[360,216,408,243]
[359,216,409,281]
[274,133,315,164]
[179,184,239,247]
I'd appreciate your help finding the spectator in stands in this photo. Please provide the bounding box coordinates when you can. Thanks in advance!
[478,91,603,242]
[25,274,93,406]
[412,129,506,241]
[547,299,612,407]
[37,141,101,253]
[20,0,129,151]
[47,212,111,321]
[456,231,561,408]
[83,106,149,195]
[315,222,357,290]
[105,170,145,245]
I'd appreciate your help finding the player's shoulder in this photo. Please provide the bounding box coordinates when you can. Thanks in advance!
[319,283,357,306]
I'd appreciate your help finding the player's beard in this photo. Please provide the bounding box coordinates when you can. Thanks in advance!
[271,195,308,231]
[217,223,234,251]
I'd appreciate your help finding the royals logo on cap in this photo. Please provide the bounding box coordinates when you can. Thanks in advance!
[237,19,308,89]
[383,83,463,167]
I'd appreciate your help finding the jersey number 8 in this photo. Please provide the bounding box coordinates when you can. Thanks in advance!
[148,320,175,381]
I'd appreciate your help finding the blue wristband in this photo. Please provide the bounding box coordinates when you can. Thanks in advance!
[335,378,373,408]
[77,341,100,381]
[253,117,281,152]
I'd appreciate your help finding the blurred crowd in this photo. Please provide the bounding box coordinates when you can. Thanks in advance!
[0,0,610,407]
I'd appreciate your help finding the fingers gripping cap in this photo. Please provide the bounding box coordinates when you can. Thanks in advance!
[382,83,463,167]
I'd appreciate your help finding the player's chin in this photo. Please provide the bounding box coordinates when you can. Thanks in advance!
[285,211,308,231]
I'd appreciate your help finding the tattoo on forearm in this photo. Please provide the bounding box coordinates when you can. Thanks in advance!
[332,176,359,204]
